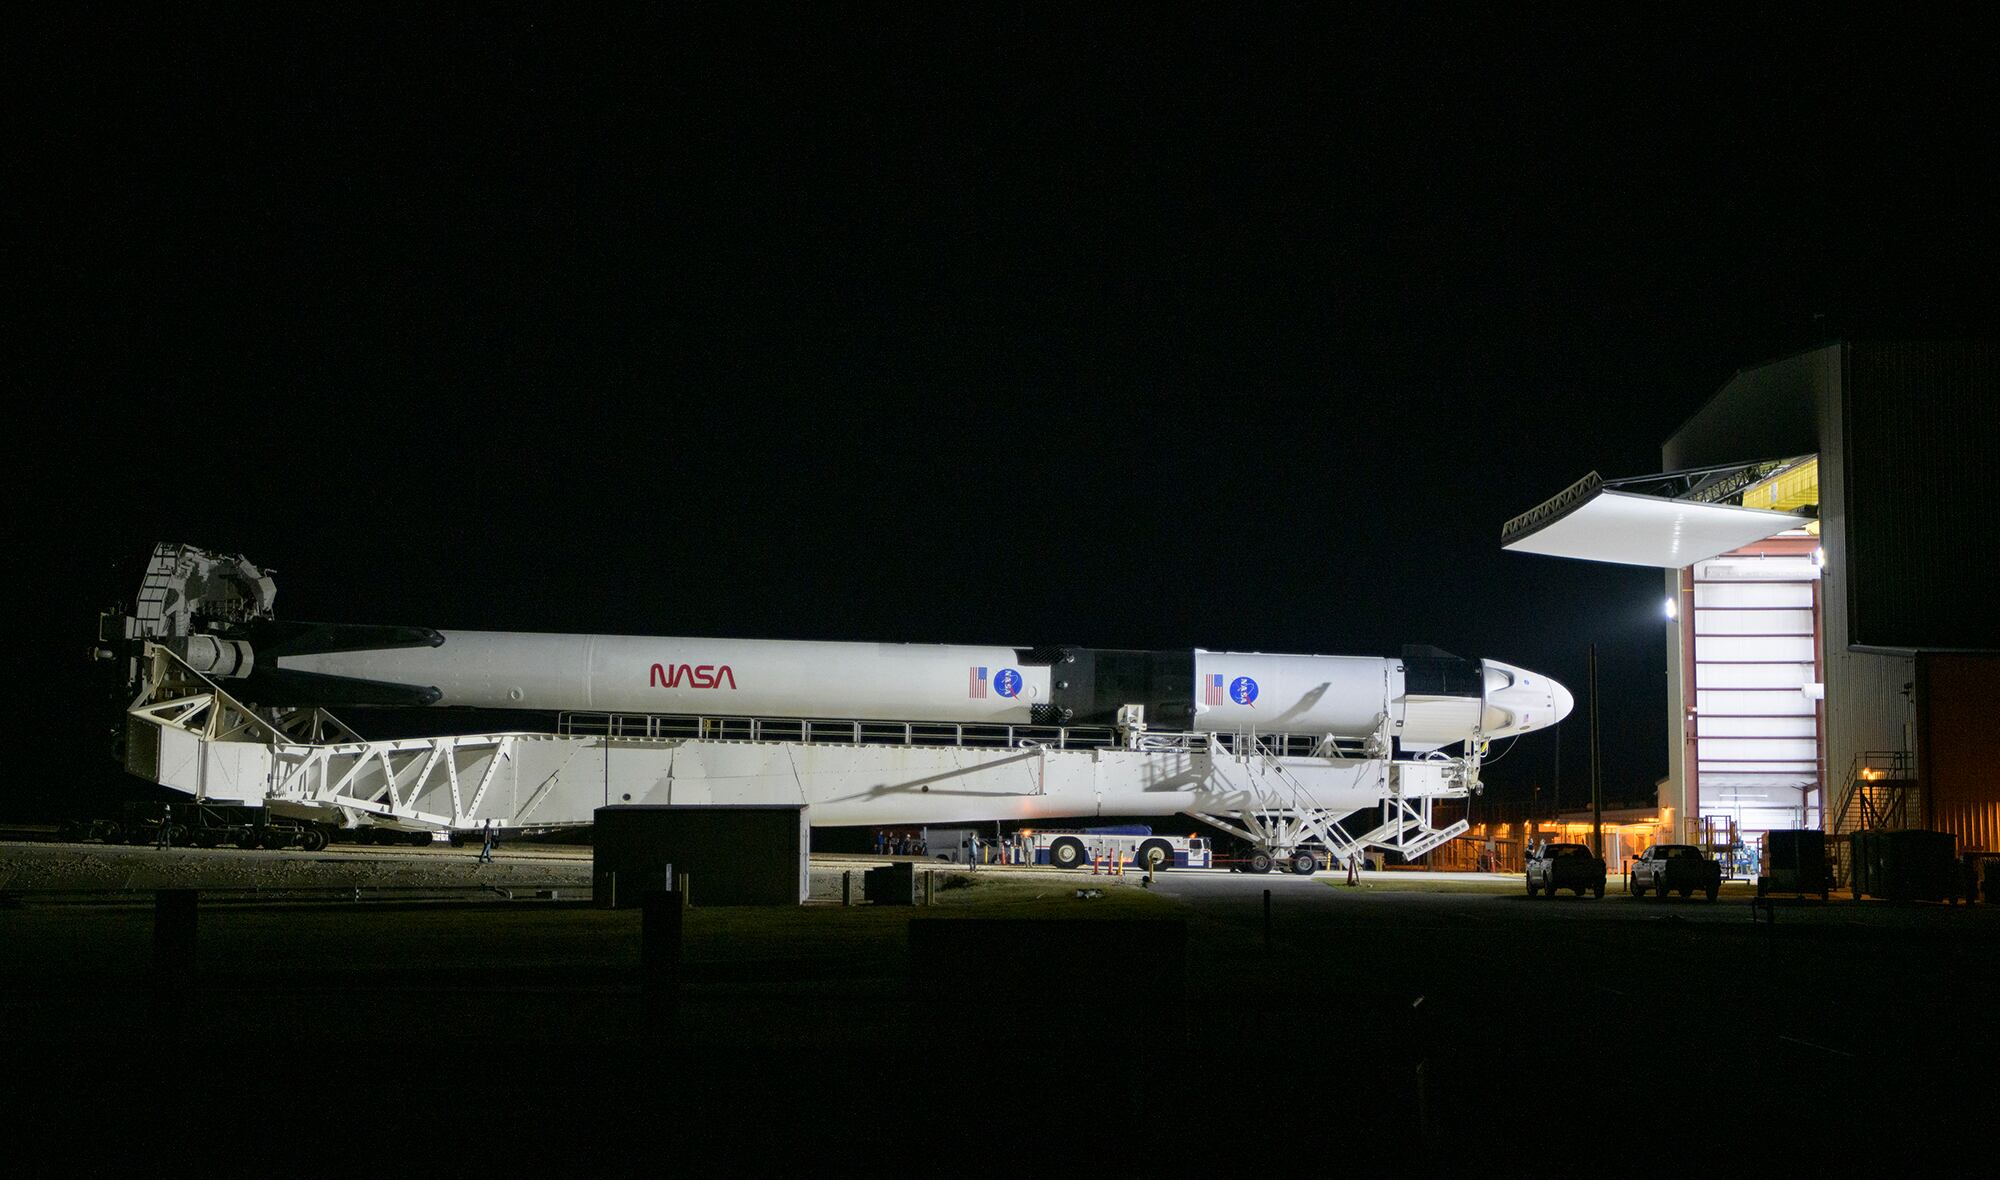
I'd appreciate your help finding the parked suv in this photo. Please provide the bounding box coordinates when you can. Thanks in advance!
[1526,843,1606,898]
[1630,843,1722,900]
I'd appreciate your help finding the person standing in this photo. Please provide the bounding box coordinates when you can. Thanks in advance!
[477,820,495,865]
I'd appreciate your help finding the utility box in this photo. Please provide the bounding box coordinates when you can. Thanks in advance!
[863,862,916,905]
[593,805,808,907]
[1758,829,1831,898]
[1850,829,1960,903]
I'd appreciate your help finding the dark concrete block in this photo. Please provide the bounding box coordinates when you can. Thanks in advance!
[594,805,807,907]
[863,862,916,905]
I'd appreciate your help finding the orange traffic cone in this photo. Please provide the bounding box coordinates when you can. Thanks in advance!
[1091,852,1101,875]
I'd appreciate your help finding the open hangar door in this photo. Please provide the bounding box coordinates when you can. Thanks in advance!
[1505,342,2000,891]
[1501,458,1823,869]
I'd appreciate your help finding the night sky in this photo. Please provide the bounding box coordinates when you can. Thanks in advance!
[21,7,1995,818]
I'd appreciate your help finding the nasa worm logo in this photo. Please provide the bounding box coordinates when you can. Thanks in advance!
[1229,676,1259,706]
[650,663,738,689]
[993,667,1024,698]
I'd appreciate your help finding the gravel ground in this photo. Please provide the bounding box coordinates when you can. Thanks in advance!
[0,840,592,895]
[0,841,1064,900]
[3,841,1686,898]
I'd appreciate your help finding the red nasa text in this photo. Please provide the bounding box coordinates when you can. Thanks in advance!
[649,662,738,690]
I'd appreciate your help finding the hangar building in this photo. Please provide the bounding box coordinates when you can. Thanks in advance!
[1503,341,1998,877]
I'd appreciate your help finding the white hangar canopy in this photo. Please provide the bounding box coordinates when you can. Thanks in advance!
[1501,462,1812,569]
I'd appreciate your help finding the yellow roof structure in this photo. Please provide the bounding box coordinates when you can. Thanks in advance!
[1739,455,1819,514]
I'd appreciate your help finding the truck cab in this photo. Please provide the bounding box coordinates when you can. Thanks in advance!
[1630,843,1722,900]
[1526,842,1606,898]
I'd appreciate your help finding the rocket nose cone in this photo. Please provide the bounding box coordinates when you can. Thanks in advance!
[1480,660,1572,738]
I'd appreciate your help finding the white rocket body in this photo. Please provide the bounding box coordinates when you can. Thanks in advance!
[278,631,1570,748]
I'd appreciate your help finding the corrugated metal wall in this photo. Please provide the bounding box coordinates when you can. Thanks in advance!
[1816,345,1917,797]
[1922,654,2000,852]
[1844,341,2000,651]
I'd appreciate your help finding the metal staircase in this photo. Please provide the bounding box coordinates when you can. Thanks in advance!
[1829,750,1917,885]
[1190,741,1471,866]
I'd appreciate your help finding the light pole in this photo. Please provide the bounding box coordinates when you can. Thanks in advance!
[1589,643,1603,858]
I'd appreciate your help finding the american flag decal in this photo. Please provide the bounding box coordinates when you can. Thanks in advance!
[968,666,988,698]
[1204,673,1225,705]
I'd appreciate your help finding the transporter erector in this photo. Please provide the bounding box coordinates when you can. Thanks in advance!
[98,544,1572,869]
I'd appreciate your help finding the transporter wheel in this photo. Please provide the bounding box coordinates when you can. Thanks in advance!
[1593,882,1605,899]
[233,829,257,850]
[1525,878,1537,897]
[1631,880,1646,897]
[300,828,328,853]
[194,830,220,849]
[259,829,293,850]
[409,831,432,847]
[1247,852,1274,874]
[1290,853,1317,876]
[1049,838,1087,871]
[94,821,121,844]
[1137,841,1173,873]
[1706,884,1719,901]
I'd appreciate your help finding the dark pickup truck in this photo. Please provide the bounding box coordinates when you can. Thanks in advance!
[1526,843,1606,898]
[1630,843,1721,900]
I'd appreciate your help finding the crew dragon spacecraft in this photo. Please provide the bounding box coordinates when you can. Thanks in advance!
[103,544,1572,866]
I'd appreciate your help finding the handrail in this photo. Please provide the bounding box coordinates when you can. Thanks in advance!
[1831,749,1916,836]
[557,711,1384,757]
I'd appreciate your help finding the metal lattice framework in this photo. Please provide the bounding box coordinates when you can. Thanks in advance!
[1191,749,1470,862]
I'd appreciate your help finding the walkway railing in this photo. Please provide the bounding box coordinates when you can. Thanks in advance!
[558,711,1381,757]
